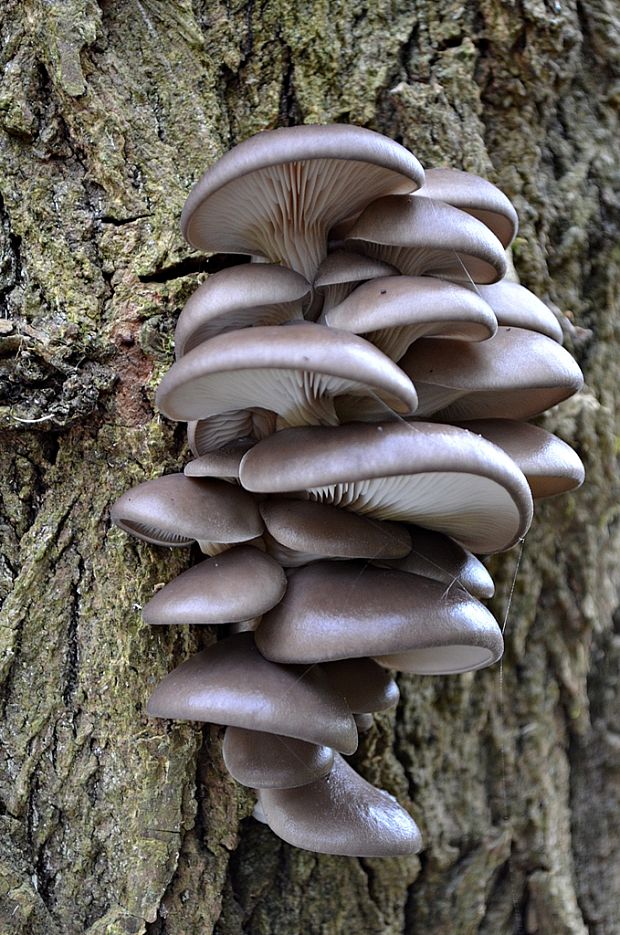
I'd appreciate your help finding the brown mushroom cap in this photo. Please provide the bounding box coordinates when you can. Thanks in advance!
[223,727,334,789]
[110,473,263,548]
[174,264,311,358]
[322,658,400,713]
[181,124,424,280]
[475,281,563,343]
[147,633,358,754]
[259,498,411,566]
[456,419,585,499]
[400,327,584,420]
[184,444,252,481]
[256,561,503,672]
[257,753,422,856]
[413,167,518,248]
[345,194,508,284]
[323,275,498,361]
[239,421,533,553]
[156,323,418,427]
[142,546,286,626]
[187,411,276,456]
[389,527,495,599]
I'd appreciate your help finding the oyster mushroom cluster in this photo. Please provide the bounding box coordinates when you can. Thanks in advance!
[111,125,584,857]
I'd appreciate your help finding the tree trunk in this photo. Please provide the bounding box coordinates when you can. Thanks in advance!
[1,1,618,932]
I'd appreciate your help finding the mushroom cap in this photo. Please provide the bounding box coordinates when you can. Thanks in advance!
[223,727,334,789]
[315,250,398,289]
[142,545,287,626]
[259,498,411,566]
[257,753,422,856]
[147,633,358,754]
[239,421,533,553]
[184,444,252,480]
[110,473,263,547]
[256,561,503,672]
[389,527,495,599]
[345,194,508,284]
[456,419,585,499]
[322,657,400,712]
[414,168,518,248]
[400,327,584,420]
[475,281,563,343]
[324,275,498,361]
[187,410,276,456]
[181,125,424,280]
[156,323,418,426]
[174,264,311,358]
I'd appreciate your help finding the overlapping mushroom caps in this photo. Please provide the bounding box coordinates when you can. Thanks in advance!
[110,123,585,859]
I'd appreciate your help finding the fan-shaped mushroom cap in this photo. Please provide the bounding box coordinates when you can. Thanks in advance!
[181,125,424,281]
[323,276,497,361]
[259,499,411,566]
[315,250,398,316]
[257,753,422,856]
[223,727,334,789]
[345,195,507,284]
[147,633,358,753]
[110,474,262,550]
[322,658,399,712]
[187,411,276,456]
[174,264,311,357]
[142,546,286,626]
[457,419,585,499]
[475,281,563,343]
[414,168,518,248]
[400,327,583,420]
[239,422,533,553]
[256,561,503,672]
[184,444,252,481]
[156,323,418,427]
[389,527,494,599]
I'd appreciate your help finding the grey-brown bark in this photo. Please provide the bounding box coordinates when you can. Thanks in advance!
[0,1,618,933]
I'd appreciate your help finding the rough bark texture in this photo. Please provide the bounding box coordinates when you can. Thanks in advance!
[0,1,618,933]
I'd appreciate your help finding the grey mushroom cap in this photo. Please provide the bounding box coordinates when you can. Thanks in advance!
[256,561,503,672]
[314,250,398,316]
[389,527,495,599]
[142,546,287,626]
[400,326,584,421]
[156,323,418,427]
[322,658,400,713]
[323,275,498,362]
[183,444,252,480]
[413,167,519,248]
[223,727,334,789]
[181,124,424,280]
[239,421,533,553]
[456,419,585,499]
[475,281,563,343]
[345,194,508,284]
[257,753,423,856]
[147,633,358,754]
[110,473,263,548]
[259,498,411,566]
[174,264,311,358]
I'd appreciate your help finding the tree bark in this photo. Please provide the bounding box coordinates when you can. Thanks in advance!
[0,1,618,932]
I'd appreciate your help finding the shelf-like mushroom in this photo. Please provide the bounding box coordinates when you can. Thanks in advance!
[322,657,400,713]
[187,410,276,456]
[156,323,418,428]
[256,561,503,673]
[239,421,533,553]
[110,473,262,553]
[413,167,518,248]
[181,124,424,280]
[147,633,358,754]
[323,275,497,362]
[344,194,507,284]
[314,250,398,316]
[174,264,311,357]
[257,753,422,856]
[387,527,495,599]
[223,727,334,789]
[400,326,584,420]
[184,443,252,482]
[142,545,286,626]
[474,281,563,343]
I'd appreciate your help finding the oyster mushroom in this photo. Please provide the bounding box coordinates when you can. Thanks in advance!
[187,411,276,456]
[222,728,334,789]
[474,281,564,343]
[314,250,398,316]
[387,527,495,599]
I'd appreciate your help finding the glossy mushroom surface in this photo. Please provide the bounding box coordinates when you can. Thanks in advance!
[223,727,334,789]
